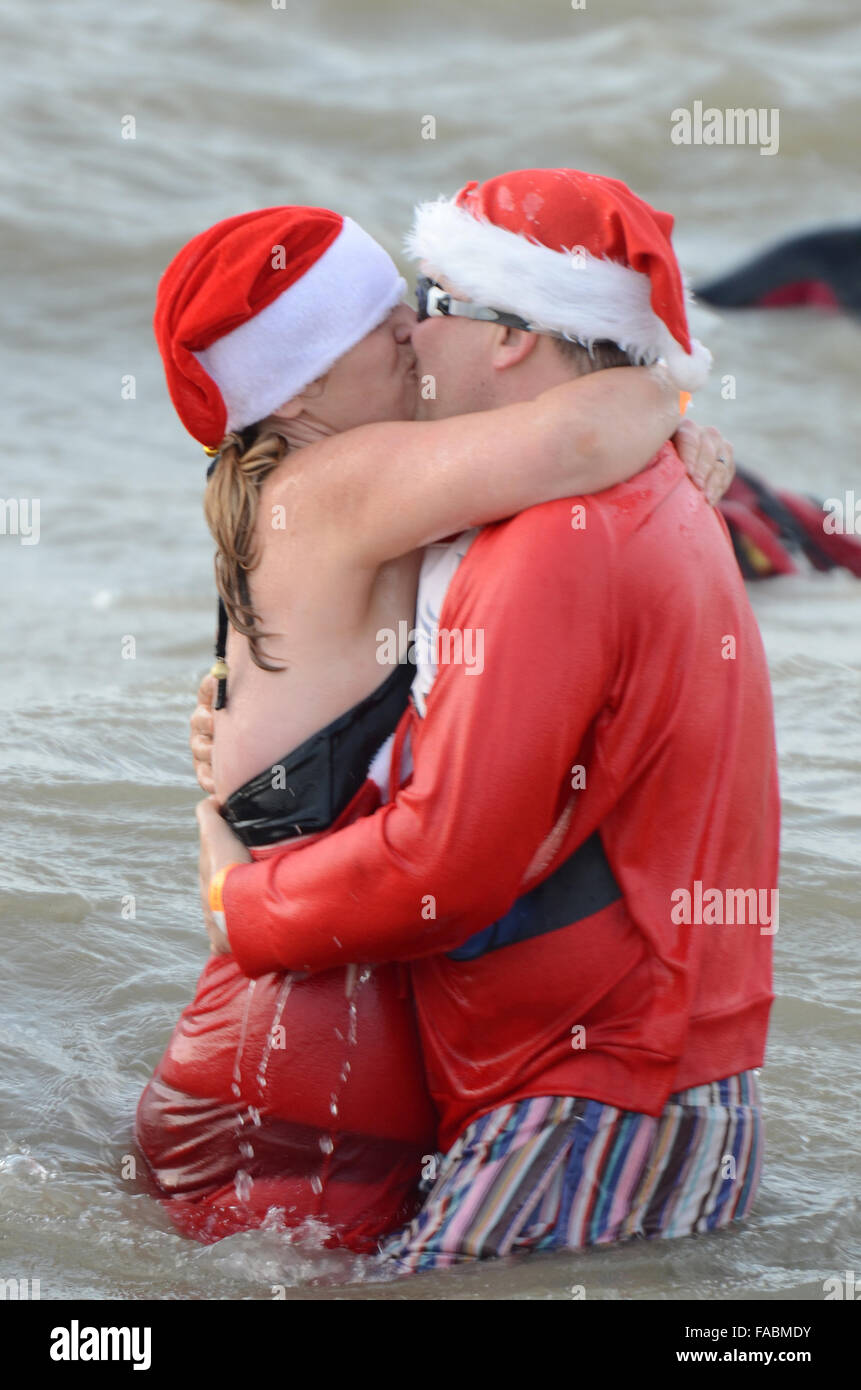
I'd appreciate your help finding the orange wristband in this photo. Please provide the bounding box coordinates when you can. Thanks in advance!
[209,863,240,914]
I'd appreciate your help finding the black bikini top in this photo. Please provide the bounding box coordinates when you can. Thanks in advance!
[221,658,415,848]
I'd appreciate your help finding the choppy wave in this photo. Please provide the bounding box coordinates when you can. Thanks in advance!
[1,0,859,1300]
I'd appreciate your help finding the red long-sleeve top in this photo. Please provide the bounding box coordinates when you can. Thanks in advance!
[223,446,779,1150]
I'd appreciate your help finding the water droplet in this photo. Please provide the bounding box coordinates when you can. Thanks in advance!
[234,1169,253,1203]
[255,976,293,1098]
[247,1106,262,1127]
[310,1175,323,1196]
[239,1142,254,1159]
[231,979,257,1102]
[319,1136,334,1155]
[329,1094,339,1118]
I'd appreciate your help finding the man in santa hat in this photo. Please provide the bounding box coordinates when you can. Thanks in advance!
[197,169,778,1269]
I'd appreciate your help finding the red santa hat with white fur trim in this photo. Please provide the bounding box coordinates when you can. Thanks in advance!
[155,206,406,450]
[405,169,711,391]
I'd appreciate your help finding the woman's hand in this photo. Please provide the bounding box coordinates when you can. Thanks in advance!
[196,796,251,955]
[672,419,735,505]
[191,672,217,794]
[199,837,230,955]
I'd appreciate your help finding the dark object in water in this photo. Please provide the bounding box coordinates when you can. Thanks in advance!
[719,466,861,579]
[697,227,861,315]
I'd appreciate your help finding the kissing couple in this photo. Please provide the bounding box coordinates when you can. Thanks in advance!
[136,167,777,1274]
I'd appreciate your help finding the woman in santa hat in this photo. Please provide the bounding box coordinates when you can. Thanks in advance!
[139,197,727,1251]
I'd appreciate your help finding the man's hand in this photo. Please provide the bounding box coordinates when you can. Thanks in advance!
[191,672,216,794]
[672,419,735,505]
[196,796,251,955]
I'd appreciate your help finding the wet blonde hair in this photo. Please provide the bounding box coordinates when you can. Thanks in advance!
[203,424,288,672]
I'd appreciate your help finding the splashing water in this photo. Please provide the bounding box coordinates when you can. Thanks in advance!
[347,966,373,1047]
[320,967,375,1150]
[255,975,294,1096]
[230,979,257,1100]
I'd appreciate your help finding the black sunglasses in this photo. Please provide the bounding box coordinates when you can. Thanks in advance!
[415,275,564,337]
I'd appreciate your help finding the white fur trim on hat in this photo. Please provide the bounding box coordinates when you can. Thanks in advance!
[406,198,711,391]
[196,216,406,433]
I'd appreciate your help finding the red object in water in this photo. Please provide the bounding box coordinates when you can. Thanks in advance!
[755,279,842,311]
[777,490,861,578]
[136,952,437,1248]
[135,796,437,1249]
[717,497,799,576]
[719,469,861,580]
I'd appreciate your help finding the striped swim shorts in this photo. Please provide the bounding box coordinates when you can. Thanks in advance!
[380,1070,763,1272]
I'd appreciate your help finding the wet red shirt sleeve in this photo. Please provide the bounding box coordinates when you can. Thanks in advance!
[224,502,616,977]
